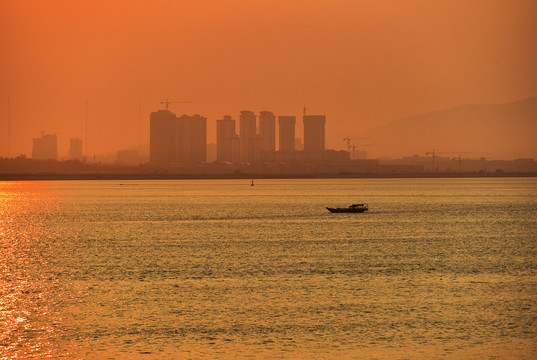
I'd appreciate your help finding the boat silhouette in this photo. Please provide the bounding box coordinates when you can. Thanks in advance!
[326,203,368,213]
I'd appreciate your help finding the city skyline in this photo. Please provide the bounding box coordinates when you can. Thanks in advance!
[151,108,333,165]
[13,95,537,163]
[2,2,537,359]
[2,1,536,160]
[14,102,535,176]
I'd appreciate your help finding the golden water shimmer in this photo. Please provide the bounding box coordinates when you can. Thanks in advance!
[1,179,536,359]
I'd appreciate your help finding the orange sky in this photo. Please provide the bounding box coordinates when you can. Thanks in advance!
[1,0,536,158]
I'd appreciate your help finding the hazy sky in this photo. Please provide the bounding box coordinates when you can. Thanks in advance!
[1,0,536,157]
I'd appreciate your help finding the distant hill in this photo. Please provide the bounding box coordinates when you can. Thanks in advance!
[344,97,537,160]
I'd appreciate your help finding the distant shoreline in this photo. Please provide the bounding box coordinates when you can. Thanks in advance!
[1,172,536,181]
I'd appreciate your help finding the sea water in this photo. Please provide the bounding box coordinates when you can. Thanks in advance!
[1,178,536,359]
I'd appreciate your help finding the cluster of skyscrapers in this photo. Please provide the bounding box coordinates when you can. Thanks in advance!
[30,109,335,165]
[150,108,332,165]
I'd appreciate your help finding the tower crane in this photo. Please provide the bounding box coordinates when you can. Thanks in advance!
[450,152,472,172]
[160,99,194,111]
[425,149,472,171]
[343,137,372,160]
[350,144,373,160]
[343,136,370,152]
[425,149,440,170]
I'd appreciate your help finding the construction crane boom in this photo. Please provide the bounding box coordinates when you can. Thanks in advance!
[160,98,194,111]
[343,136,370,152]
[426,149,472,171]
[343,136,373,159]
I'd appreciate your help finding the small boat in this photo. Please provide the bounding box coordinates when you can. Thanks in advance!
[326,203,368,213]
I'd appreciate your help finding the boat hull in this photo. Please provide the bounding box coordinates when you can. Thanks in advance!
[326,207,368,213]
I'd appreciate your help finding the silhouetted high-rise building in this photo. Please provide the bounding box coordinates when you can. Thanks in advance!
[191,114,207,162]
[69,138,83,160]
[240,110,258,162]
[32,133,57,160]
[150,109,177,164]
[278,116,296,151]
[177,114,207,163]
[217,115,240,163]
[303,115,326,152]
[259,111,275,152]
[150,110,207,164]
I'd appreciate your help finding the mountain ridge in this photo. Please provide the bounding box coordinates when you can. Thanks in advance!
[340,97,537,160]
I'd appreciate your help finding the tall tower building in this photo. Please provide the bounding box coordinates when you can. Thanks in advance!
[259,111,275,152]
[278,116,296,151]
[150,109,177,164]
[303,115,326,152]
[69,138,83,160]
[190,114,207,163]
[32,133,58,160]
[177,114,207,163]
[217,115,240,163]
[151,110,208,165]
[240,110,257,162]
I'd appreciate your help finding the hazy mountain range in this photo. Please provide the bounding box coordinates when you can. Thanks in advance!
[332,97,537,160]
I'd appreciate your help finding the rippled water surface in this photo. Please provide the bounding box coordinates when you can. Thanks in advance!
[1,178,536,359]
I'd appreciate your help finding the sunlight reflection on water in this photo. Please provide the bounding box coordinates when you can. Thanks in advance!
[1,178,536,359]
[0,182,68,358]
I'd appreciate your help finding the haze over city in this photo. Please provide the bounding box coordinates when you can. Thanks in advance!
[1,0,536,160]
[2,2,537,359]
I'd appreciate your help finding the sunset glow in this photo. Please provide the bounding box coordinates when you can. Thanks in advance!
[1,0,536,159]
[1,4,537,356]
